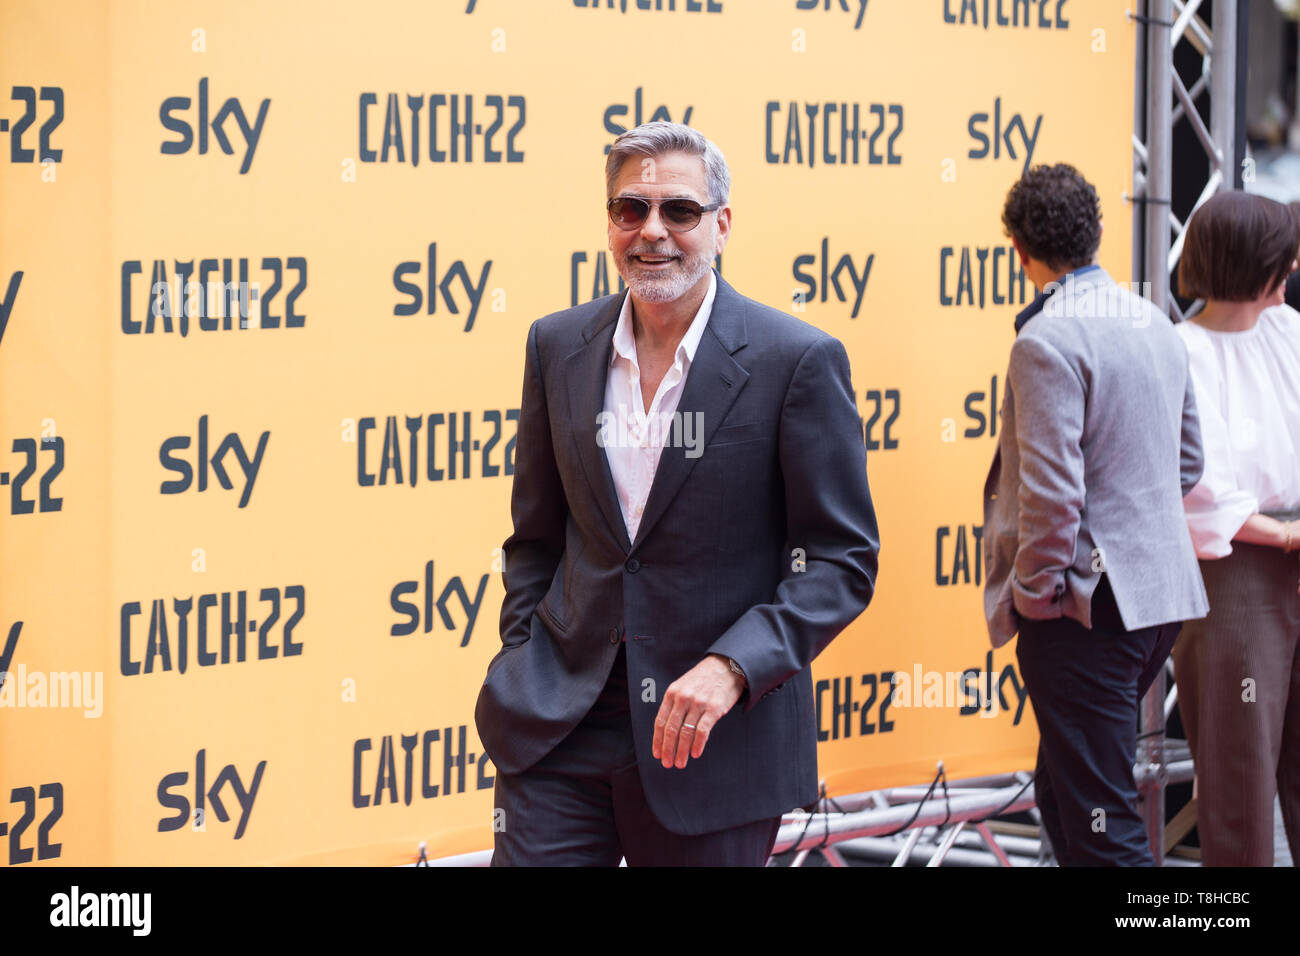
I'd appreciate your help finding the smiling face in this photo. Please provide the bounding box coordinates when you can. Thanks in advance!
[607,150,731,304]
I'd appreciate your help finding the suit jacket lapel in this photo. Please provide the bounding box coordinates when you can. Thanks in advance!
[564,272,753,556]
[565,293,633,554]
[631,272,751,552]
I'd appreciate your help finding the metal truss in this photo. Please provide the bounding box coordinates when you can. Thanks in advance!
[768,772,1040,868]
[1132,0,1239,319]
[414,773,1049,868]
[418,757,1201,867]
[1127,0,1239,866]
[768,760,1198,868]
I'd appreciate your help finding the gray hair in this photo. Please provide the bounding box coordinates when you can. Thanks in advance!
[605,122,730,205]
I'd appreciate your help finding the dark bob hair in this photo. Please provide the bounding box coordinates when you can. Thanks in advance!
[1001,163,1101,271]
[1178,191,1300,302]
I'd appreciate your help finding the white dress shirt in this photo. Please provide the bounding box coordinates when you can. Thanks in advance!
[1178,303,1300,558]
[602,272,716,545]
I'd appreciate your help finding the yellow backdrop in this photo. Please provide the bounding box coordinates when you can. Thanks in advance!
[0,0,1136,864]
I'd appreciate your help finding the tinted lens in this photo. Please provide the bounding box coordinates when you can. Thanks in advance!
[661,199,704,230]
[609,197,649,228]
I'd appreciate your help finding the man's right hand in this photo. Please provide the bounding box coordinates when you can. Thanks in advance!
[651,654,745,770]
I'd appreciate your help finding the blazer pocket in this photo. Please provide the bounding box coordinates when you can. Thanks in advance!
[707,421,765,447]
[562,538,584,622]
[536,600,569,635]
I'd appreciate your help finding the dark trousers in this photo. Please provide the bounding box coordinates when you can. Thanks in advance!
[490,644,782,866]
[1015,576,1181,866]
[1172,542,1300,866]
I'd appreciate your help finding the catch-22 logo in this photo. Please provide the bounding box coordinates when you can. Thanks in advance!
[572,0,722,12]
[942,0,1070,30]
[359,93,524,164]
[765,101,902,168]
[121,256,307,335]
[353,725,493,809]
[2,86,64,164]
[938,244,1028,308]
[121,585,304,676]
[353,410,518,486]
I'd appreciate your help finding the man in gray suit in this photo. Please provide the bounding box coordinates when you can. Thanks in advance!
[983,164,1208,865]
[475,122,879,866]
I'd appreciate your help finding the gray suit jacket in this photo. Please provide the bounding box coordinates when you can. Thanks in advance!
[475,271,879,835]
[983,268,1209,648]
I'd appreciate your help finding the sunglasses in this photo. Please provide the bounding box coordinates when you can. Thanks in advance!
[606,195,723,232]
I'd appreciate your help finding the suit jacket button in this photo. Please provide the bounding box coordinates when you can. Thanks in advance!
[608,627,620,645]
[625,557,640,573]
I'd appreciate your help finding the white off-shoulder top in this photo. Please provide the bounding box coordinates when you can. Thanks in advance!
[1176,304,1300,558]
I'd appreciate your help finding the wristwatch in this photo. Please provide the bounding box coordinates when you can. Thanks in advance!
[727,657,747,685]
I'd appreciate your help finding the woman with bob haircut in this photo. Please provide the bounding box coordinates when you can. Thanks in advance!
[1173,189,1300,866]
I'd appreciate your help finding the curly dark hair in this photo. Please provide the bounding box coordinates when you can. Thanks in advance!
[1001,164,1101,271]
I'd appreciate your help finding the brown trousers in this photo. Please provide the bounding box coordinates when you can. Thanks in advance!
[1172,540,1300,866]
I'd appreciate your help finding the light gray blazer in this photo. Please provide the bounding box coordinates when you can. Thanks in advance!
[983,268,1209,648]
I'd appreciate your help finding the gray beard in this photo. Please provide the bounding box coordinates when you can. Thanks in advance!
[615,227,716,303]
[624,257,712,302]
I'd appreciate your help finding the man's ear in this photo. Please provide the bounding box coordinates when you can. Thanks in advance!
[1010,235,1028,266]
[714,205,732,255]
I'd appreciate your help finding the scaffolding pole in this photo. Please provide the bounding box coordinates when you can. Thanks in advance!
[1132,0,1240,866]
